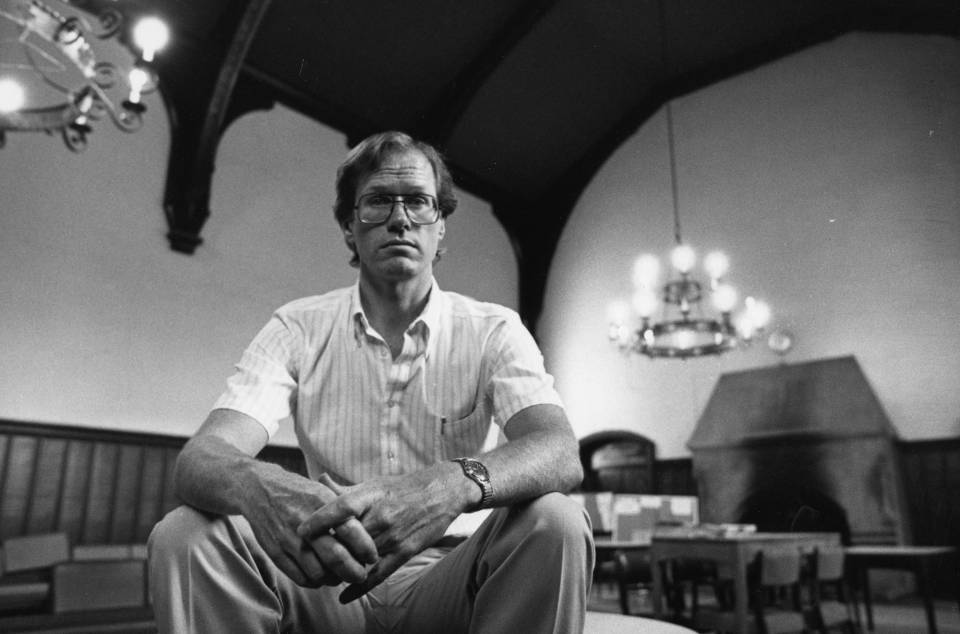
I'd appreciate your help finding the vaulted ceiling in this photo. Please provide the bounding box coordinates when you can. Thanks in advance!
[90,0,960,324]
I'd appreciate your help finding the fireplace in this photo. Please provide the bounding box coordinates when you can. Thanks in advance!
[688,356,909,546]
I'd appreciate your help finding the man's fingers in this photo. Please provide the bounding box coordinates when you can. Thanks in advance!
[298,498,352,538]
[335,517,379,565]
[295,543,332,587]
[271,549,310,587]
[298,495,380,566]
[317,472,343,493]
[338,552,406,604]
[309,534,369,584]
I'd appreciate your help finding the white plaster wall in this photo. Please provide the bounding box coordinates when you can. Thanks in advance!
[541,33,960,457]
[0,99,516,445]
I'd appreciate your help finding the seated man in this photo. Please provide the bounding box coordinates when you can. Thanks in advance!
[148,131,594,633]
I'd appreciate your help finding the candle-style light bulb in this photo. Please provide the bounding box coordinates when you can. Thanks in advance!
[127,66,150,103]
[132,17,170,62]
[745,297,771,329]
[712,283,738,313]
[704,251,729,280]
[0,78,25,113]
[631,254,660,289]
[670,243,696,274]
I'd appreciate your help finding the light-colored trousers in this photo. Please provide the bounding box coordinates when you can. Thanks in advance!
[148,492,594,634]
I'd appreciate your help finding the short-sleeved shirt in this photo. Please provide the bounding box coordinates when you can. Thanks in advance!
[213,279,563,485]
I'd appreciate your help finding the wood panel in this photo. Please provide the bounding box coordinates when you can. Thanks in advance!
[135,447,169,542]
[0,420,308,549]
[654,457,697,496]
[57,440,94,542]
[109,445,145,543]
[83,443,120,543]
[898,437,960,598]
[1,436,38,537]
[24,438,68,534]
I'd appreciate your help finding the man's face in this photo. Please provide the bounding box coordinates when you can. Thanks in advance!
[343,149,445,283]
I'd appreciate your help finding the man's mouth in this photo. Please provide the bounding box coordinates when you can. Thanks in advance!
[381,240,418,251]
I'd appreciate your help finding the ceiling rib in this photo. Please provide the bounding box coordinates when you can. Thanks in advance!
[161,0,275,254]
[415,0,560,149]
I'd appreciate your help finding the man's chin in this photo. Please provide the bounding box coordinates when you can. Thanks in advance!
[375,258,424,280]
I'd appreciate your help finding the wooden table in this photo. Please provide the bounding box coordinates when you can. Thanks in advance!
[650,532,841,634]
[845,545,958,634]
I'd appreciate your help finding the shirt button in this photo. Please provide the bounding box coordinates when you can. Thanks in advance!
[388,452,395,460]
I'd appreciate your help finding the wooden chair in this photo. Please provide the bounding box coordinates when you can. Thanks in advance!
[750,548,810,634]
[609,548,653,615]
[685,548,808,634]
[805,547,860,633]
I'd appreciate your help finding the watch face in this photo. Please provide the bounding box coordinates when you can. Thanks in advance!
[463,459,489,482]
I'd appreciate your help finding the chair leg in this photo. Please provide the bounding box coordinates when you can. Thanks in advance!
[617,580,630,615]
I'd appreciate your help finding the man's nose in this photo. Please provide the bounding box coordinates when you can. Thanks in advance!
[385,201,411,230]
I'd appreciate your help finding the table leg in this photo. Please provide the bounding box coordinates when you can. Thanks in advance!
[734,553,749,634]
[651,552,664,620]
[916,560,938,634]
[861,566,874,631]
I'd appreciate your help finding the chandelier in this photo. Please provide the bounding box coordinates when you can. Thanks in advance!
[608,102,771,359]
[0,0,169,151]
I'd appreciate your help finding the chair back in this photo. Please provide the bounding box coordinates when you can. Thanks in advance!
[759,548,803,586]
[814,546,846,581]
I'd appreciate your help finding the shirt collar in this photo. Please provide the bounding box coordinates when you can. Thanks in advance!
[349,278,444,354]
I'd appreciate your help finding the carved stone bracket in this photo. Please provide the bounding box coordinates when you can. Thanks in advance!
[158,0,274,254]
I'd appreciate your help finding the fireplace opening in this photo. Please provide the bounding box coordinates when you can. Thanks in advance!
[738,487,852,545]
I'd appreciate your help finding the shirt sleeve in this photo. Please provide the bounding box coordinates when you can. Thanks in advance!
[211,313,300,438]
[485,312,564,426]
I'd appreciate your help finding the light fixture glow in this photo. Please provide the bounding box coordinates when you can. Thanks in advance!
[0,79,25,113]
[632,289,659,319]
[632,254,660,289]
[712,283,738,313]
[127,66,150,103]
[670,244,696,274]
[744,297,771,330]
[132,17,170,63]
[704,251,729,280]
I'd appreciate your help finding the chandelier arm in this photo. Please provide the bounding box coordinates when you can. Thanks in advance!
[666,102,682,245]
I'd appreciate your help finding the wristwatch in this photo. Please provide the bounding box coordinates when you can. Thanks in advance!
[451,457,494,510]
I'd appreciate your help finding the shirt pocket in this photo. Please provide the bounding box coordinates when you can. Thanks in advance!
[439,405,494,460]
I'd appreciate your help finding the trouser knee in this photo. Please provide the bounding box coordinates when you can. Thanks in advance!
[148,506,226,569]
[516,492,593,548]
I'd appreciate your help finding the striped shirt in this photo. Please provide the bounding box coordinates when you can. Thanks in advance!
[213,279,563,486]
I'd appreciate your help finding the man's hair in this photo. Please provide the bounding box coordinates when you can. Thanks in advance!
[334,131,458,241]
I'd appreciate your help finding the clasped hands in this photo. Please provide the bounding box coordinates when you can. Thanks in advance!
[281,470,460,603]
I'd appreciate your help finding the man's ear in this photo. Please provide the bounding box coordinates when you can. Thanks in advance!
[438,218,446,240]
[342,223,355,251]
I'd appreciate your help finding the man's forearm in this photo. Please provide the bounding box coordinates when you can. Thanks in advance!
[174,434,299,517]
[434,403,583,511]
[476,427,582,508]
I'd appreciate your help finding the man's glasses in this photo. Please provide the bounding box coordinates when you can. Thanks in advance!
[354,193,441,225]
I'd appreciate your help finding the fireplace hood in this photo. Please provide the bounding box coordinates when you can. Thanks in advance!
[689,355,909,545]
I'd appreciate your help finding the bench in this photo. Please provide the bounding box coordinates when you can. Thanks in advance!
[0,418,303,631]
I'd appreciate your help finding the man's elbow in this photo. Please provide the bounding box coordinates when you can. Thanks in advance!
[559,436,584,492]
